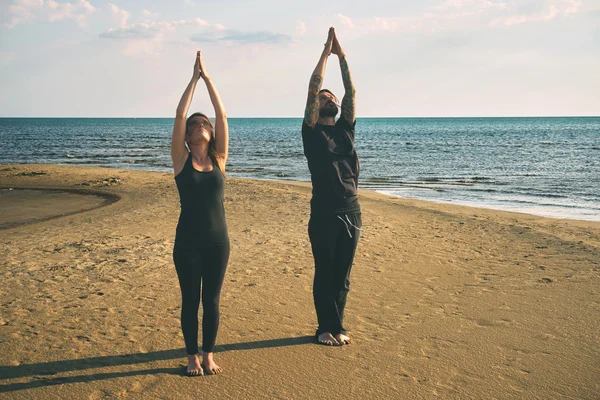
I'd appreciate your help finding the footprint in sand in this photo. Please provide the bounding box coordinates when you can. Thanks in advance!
[473,319,512,327]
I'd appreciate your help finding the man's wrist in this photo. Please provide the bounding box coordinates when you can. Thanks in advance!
[338,52,346,59]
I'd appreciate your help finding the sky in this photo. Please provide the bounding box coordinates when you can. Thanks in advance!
[0,0,598,117]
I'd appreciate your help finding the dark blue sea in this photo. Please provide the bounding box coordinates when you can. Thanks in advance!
[1,117,599,221]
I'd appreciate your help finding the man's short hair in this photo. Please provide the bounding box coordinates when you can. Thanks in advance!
[319,89,338,102]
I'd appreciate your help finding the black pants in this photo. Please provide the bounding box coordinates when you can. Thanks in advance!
[308,213,361,336]
[173,240,230,354]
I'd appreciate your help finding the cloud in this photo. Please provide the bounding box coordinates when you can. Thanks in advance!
[433,0,508,11]
[109,3,129,27]
[336,13,355,29]
[100,18,214,57]
[491,6,558,26]
[335,0,583,34]
[296,20,306,36]
[371,17,399,32]
[101,17,291,45]
[142,9,159,19]
[190,29,292,45]
[100,18,209,40]
[490,0,581,27]
[5,0,96,28]
[214,30,292,44]
[0,52,17,64]
[44,0,96,27]
[5,0,44,28]
[563,0,581,14]
[183,0,194,5]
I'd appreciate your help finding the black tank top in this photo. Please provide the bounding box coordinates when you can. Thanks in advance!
[175,154,228,245]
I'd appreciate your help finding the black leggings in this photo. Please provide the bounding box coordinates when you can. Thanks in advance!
[308,213,361,336]
[173,240,230,354]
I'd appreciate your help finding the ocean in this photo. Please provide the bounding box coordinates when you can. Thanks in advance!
[1,117,599,221]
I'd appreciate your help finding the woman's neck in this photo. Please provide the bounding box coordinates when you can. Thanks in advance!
[188,143,210,163]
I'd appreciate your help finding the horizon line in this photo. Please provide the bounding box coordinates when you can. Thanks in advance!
[1,115,599,119]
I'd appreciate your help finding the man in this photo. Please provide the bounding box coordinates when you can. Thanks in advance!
[302,27,361,346]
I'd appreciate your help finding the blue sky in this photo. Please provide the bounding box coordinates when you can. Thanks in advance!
[0,0,598,117]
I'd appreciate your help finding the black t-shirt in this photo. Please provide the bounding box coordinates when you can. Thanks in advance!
[302,117,360,214]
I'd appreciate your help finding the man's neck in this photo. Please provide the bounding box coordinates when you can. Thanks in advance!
[317,116,336,126]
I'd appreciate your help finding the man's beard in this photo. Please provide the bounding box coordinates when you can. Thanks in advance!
[319,105,338,117]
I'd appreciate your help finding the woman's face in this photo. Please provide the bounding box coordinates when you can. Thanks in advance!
[186,116,212,145]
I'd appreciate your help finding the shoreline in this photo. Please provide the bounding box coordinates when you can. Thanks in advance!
[373,189,600,223]
[2,162,599,224]
[1,164,599,398]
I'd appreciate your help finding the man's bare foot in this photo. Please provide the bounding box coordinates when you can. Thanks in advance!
[335,333,351,345]
[186,354,203,376]
[317,332,340,346]
[202,352,223,375]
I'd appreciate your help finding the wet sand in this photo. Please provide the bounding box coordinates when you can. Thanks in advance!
[0,188,116,230]
[0,164,598,399]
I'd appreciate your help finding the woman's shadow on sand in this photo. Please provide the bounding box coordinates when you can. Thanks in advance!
[0,336,315,392]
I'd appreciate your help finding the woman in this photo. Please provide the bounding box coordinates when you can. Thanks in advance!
[171,51,229,376]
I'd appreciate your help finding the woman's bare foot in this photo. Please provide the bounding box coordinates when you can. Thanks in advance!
[334,333,351,345]
[202,352,223,375]
[186,354,203,376]
[317,332,340,346]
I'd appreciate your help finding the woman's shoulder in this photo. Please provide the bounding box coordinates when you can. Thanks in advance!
[174,152,191,179]
[213,152,227,177]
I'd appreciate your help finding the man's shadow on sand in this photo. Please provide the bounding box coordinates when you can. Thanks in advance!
[0,336,315,392]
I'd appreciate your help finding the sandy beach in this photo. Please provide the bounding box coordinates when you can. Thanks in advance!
[0,164,598,399]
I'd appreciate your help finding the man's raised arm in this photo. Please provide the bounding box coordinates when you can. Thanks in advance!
[304,27,335,128]
[332,32,356,124]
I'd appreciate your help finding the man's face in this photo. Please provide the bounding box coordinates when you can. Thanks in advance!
[319,91,339,117]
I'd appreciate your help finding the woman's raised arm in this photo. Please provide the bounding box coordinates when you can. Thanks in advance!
[171,52,202,172]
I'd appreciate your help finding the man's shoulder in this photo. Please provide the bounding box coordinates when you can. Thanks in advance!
[302,120,316,139]
[335,117,356,131]
[302,119,315,130]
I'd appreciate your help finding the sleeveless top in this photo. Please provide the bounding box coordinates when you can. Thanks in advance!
[174,154,228,246]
